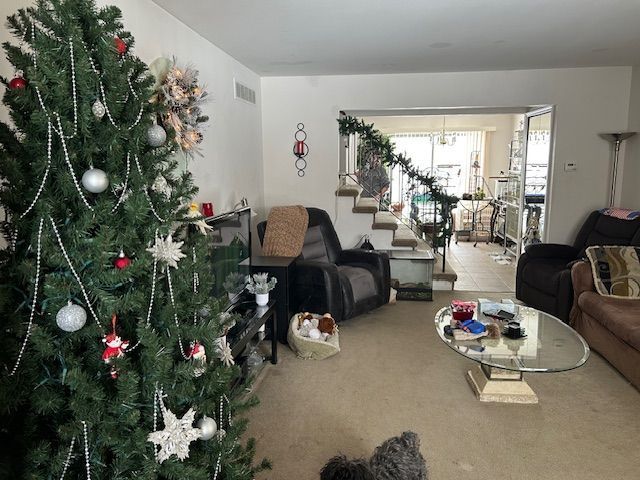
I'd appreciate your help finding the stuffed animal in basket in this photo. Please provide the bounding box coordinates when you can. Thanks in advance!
[298,312,337,340]
[320,431,428,480]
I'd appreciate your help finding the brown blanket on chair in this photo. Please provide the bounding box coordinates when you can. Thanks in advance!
[262,206,309,257]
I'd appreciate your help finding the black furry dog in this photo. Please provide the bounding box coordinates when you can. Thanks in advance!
[320,431,428,480]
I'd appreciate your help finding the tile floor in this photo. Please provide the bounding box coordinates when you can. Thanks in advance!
[446,240,516,292]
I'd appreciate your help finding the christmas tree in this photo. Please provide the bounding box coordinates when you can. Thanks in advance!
[0,0,267,478]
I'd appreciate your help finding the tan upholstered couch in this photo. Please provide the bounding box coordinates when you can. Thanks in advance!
[570,261,640,389]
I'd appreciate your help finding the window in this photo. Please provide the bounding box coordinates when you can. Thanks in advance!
[390,131,486,200]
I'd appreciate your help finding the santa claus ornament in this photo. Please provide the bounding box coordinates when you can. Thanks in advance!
[102,314,130,378]
[188,341,207,377]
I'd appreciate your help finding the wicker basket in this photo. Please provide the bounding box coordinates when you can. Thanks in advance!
[287,313,340,360]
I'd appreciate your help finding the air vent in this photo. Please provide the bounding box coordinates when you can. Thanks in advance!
[234,79,256,105]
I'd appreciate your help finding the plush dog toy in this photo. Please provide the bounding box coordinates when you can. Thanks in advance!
[320,431,428,480]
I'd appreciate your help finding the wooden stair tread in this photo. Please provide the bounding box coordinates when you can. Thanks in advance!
[353,197,379,214]
[372,212,400,230]
[392,226,419,248]
[433,271,458,282]
[336,184,362,197]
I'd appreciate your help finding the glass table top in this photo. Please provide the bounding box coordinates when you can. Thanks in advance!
[435,306,589,372]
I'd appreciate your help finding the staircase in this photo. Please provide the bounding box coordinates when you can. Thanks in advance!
[336,121,457,288]
[335,183,419,250]
[334,180,458,289]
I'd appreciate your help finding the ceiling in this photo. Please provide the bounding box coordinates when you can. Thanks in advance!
[362,114,520,134]
[152,0,640,76]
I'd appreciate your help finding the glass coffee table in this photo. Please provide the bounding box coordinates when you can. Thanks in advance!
[435,305,589,404]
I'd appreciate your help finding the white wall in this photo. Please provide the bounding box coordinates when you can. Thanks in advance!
[622,66,640,209]
[261,67,633,244]
[0,0,265,222]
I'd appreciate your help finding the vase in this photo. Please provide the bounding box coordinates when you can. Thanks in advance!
[255,293,269,306]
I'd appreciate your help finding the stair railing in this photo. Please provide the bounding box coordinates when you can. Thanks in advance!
[340,132,453,270]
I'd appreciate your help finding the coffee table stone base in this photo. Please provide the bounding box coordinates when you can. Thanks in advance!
[466,365,538,404]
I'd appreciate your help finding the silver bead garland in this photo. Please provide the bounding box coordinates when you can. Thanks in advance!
[193,247,199,325]
[67,36,79,138]
[49,217,102,329]
[55,114,93,211]
[166,265,190,360]
[110,152,131,213]
[31,29,78,140]
[134,154,165,222]
[152,386,168,462]
[10,228,18,251]
[81,421,92,480]
[58,437,75,480]
[126,252,158,353]
[82,40,144,131]
[9,218,44,376]
[20,121,52,219]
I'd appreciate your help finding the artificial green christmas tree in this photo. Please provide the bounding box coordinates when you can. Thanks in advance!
[0,1,267,478]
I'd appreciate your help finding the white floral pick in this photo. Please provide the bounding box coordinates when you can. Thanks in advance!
[146,234,186,268]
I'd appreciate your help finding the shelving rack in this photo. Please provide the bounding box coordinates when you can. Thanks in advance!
[502,128,524,258]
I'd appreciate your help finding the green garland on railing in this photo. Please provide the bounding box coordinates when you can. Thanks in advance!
[338,115,459,205]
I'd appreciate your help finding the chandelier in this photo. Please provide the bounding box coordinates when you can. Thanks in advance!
[438,115,456,146]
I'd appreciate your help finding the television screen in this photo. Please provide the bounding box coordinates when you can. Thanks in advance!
[205,207,251,301]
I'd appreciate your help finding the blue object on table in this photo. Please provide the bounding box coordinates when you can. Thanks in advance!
[459,319,487,334]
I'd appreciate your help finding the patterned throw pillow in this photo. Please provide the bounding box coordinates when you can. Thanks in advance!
[585,246,640,298]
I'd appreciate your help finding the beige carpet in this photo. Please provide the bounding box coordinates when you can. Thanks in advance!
[244,291,640,480]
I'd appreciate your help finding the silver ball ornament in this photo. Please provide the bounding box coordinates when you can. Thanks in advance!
[147,124,167,147]
[92,99,106,119]
[56,303,87,332]
[196,416,218,441]
[81,168,109,193]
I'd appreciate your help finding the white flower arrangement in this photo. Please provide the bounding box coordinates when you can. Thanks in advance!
[245,273,277,295]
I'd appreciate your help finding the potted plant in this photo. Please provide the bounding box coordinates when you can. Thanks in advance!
[223,272,246,301]
[245,272,277,306]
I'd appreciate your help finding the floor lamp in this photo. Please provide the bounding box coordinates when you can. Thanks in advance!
[599,132,637,207]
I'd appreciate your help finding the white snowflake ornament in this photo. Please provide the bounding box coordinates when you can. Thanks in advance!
[151,174,172,197]
[148,406,202,463]
[146,234,186,268]
[216,337,235,367]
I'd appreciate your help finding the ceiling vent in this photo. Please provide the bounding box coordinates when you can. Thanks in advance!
[234,79,256,105]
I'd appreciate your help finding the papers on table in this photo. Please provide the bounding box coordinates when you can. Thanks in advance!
[478,298,515,317]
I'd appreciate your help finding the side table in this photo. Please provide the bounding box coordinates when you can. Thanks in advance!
[251,255,295,343]
[228,299,278,364]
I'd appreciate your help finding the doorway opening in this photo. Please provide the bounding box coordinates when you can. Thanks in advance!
[348,106,555,292]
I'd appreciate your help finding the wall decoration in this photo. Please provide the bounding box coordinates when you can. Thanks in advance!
[150,57,209,157]
[293,123,309,177]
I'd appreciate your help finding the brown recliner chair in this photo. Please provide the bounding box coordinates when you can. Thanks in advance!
[570,261,640,389]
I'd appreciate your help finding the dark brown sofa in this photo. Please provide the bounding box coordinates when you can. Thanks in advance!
[570,261,640,389]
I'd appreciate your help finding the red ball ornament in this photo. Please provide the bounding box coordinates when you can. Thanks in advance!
[114,251,132,270]
[9,76,27,90]
[114,37,128,55]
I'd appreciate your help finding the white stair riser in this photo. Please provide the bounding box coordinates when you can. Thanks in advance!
[334,196,412,251]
